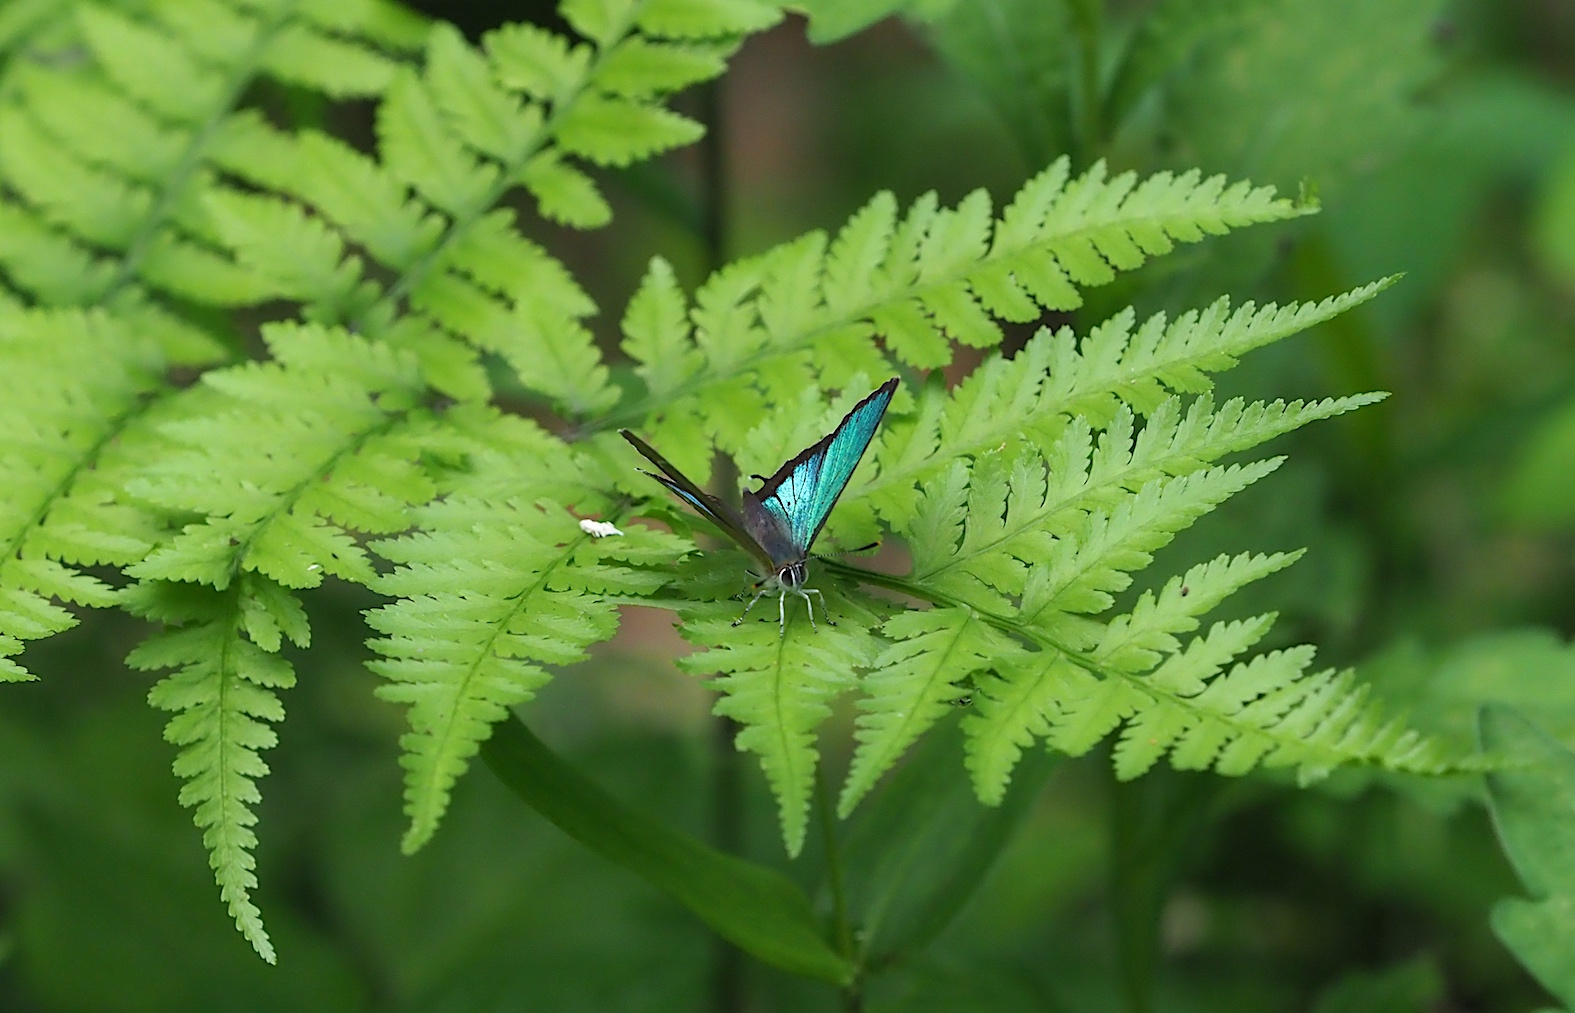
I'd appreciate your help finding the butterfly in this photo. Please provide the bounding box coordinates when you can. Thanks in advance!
[621,377,899,634]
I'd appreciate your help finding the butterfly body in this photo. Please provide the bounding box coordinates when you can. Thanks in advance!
[621,378,898,634]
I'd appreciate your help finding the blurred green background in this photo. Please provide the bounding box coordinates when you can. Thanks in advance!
[3,0,1575,1009]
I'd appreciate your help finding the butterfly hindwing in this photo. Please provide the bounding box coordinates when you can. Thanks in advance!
[742,378,898,561]
[620,430,774,568]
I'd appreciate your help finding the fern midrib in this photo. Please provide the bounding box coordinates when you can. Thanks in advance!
[359,2,651,328]
[226,404,410,582]
[849,308,1320,509]
[0,383,162,567]
[854,613,973,785]
[102,4,298,303]
[592,204,1249,435]
[912,438,1201,587]
[202,584,270,955]
[823,559,1442,773]
[409,526,592,830]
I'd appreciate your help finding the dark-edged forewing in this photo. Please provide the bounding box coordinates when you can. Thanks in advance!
[620,430,774,567]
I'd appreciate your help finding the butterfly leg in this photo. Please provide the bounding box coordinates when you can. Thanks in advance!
[803,587,834,627]
[732,585,772,627]
[777,590,788,636]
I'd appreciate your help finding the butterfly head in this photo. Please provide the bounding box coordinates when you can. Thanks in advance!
[777,559,808,590]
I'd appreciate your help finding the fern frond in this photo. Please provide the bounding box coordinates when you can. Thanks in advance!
[127,322,434,591]
[0,309,165,679]
[854,281,1396,527]
[368,495,684,853]
[680,597,882,856]
[203,5,772,412]
[1014,459,1284,636]
[0,0,410,360]
[839,606,1026,815]
[124,574,308,964]
[908,393,1379,604]
[963,649,1083,806]
[982,557,1448,796]
[606,158,1311,457]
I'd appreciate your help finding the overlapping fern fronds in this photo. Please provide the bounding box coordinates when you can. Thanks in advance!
[0,0,1469,962]
[603,156,1311,482]
[0,0,783,959]
[0,308,164,680]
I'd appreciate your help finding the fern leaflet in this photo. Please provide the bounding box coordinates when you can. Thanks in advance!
[368,491,685,853]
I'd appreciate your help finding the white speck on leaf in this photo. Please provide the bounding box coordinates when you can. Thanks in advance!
[579,519,624,538]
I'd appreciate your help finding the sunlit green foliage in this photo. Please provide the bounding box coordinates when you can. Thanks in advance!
[0,0,1501,983]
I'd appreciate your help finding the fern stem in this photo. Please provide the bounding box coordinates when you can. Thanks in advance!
[814,771,863,1013]
[102,5,297,304]
[696,75,749,1013]
[1068,0,1104,164]
[815,772,855,959]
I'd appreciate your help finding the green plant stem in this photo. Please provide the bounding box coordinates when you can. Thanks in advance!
[1067,0,1104,164]
[815,773,855,960]
[696,72,749,1013]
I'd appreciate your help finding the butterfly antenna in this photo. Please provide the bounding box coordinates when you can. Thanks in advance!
[811,541,880,562]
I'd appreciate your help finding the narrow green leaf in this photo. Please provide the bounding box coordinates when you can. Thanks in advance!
[480,712,853,985]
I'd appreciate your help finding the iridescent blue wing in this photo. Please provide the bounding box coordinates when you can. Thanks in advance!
[742,378,898,563]
[620,430,775,568]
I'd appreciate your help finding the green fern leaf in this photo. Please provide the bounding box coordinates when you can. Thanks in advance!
[208,189,366,312]
[1017,460,1283,635]
[854,284,1393,527]
[554,93,704,166]
[212,118,445,273]
[622,256,704,397]
[484,23,591,99]
[262,23,398,98]
[562,0,641,47]
[964,650,1085,805]
[0,0,413,368]
[76,4,224,125]
[380,67,499,215]
[681,599,881,856]
[1092,550,1300,674]
[0,112,151,248]
[0,203,115,306]
[598,37,731,97]
[0,309,166,679]
[519,150,613,227]
[426,23,539,163]
[11,66,183,184]
[128,323,433,591]
[125,576,306,964]
[840,606,1026,815]
[1112,614,1275,779]
[606,158,1309,451]
[369,494,682,852]
[635,0,784,38]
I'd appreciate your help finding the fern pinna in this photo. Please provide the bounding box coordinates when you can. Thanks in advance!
[0,0,1458,964]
